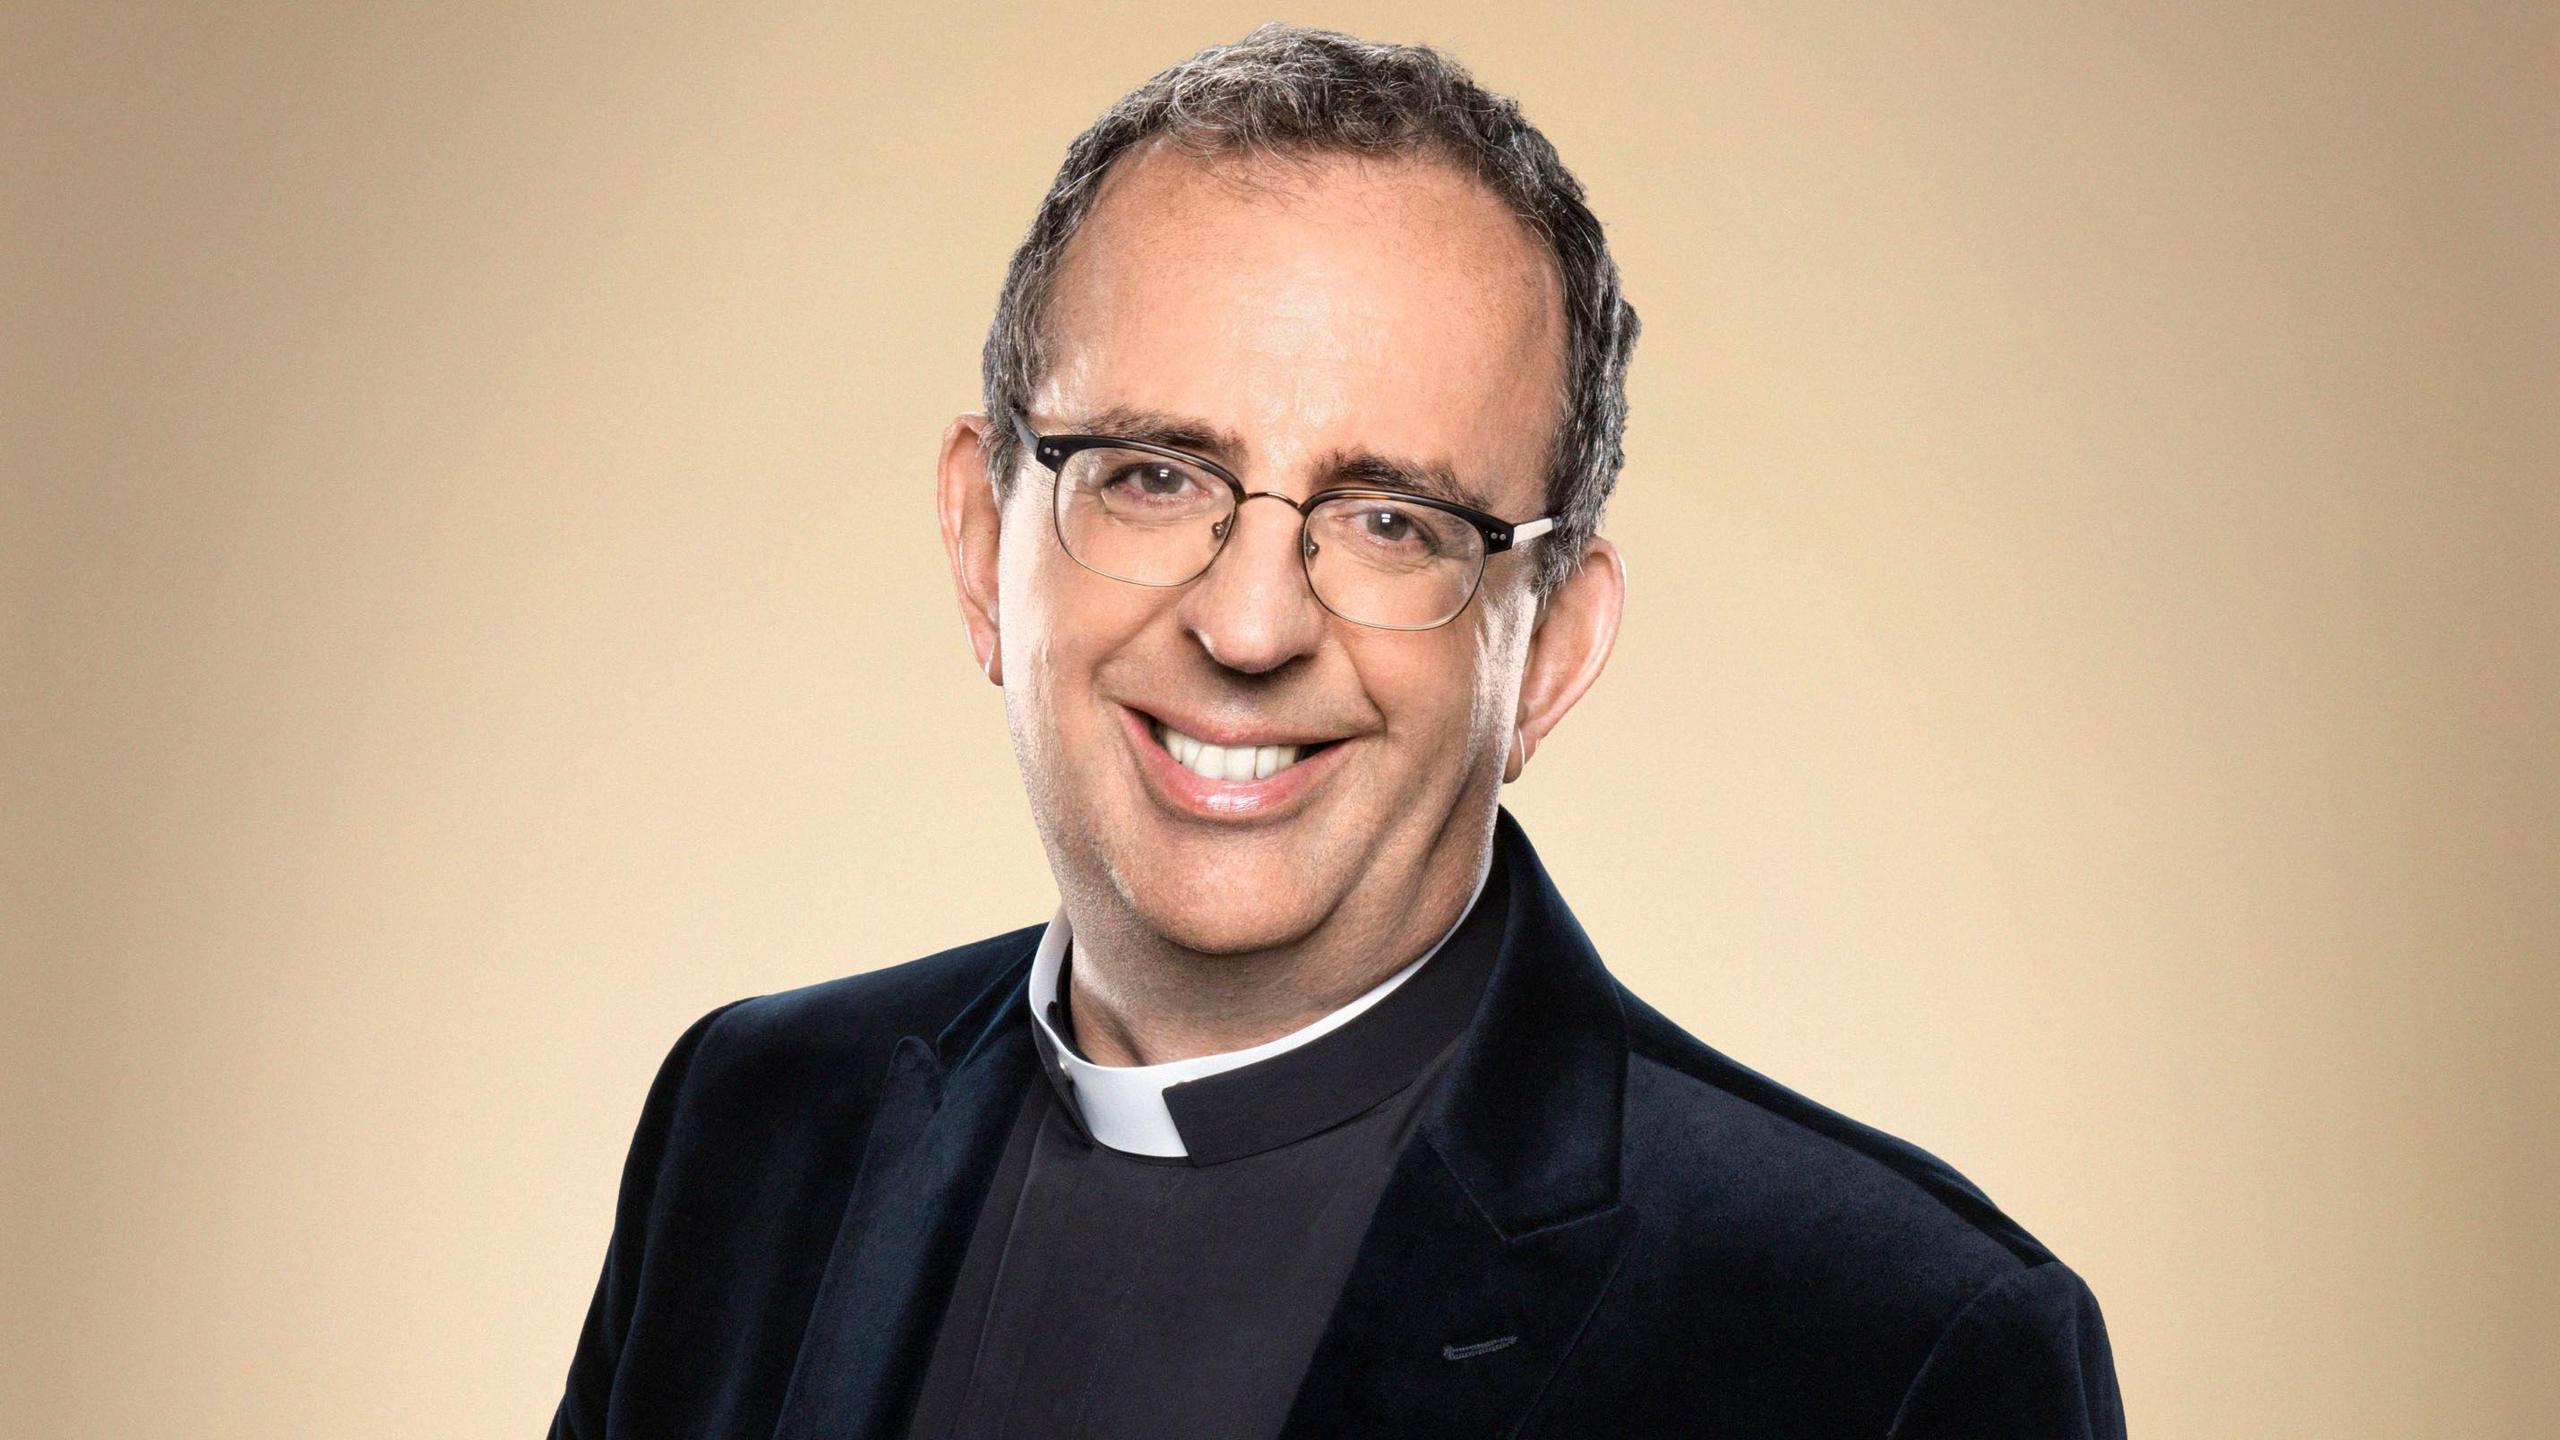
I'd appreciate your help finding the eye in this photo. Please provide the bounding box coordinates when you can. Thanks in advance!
[1115,462,1193,497]
[1356,507,1419,545]
[1312,496,1470,567]
[1343,502,1445,555]
[1070,449,1227,521]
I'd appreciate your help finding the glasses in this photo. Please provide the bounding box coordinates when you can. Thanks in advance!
[1010,410,1555,632]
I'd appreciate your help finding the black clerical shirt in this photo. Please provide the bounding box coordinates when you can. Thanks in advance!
[903,860,1507,1440]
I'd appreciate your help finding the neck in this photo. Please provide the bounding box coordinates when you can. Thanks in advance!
[1061,836,1491,1067]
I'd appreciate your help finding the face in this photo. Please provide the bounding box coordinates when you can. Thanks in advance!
[941,144,1621,963]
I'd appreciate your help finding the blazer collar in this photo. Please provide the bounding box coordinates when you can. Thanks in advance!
[1415,805,1628,1233]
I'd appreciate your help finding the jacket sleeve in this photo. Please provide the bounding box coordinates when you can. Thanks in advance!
[1886,1260,2127,1440]
[548,1001,745,1440]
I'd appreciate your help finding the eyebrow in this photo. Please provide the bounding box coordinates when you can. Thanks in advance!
[1073,405,1245,464]
[1325,453,1498,515]
[1063,404,1504,515]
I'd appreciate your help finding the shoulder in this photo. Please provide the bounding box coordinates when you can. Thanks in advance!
[555,924,1050,1430]
[1562,979,2111,1428]
[663,923,1044,1116]
[1615,979,2051,1264]
[1605,978,2065,1343]
[706,922,1043,1051]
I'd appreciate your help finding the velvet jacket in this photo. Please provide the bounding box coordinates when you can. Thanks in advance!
[552,811,2125,1439]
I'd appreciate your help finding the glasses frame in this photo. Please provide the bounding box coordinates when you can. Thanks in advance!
[1009,409,1556,632]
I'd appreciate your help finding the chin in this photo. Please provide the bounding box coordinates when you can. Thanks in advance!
[1107,849,1336,957]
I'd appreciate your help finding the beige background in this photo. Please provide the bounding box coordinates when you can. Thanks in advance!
[6,2,2553,1436]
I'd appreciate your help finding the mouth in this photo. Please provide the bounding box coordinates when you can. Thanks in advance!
[1144,715,1343,782]
[1119,705,1352,818]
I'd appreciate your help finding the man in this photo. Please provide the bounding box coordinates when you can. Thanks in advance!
[552,25,2125,1440]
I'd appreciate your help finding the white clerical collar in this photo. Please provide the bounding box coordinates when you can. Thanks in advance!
[1025,851,1495,1158]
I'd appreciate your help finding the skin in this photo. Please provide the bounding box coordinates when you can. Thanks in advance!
[937,142,1625,1065]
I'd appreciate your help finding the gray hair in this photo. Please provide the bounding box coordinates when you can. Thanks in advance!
[979,23,1639,597]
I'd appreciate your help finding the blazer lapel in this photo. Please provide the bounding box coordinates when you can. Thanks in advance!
[771,945,1040,1440]
[1278,808,1637,1440]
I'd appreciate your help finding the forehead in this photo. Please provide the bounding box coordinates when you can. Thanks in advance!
[1037,144,1566,514]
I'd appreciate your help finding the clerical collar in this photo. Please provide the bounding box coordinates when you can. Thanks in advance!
[1025,849,1500,1163]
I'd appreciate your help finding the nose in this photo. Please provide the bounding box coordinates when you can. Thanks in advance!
[1174,492,1328,674]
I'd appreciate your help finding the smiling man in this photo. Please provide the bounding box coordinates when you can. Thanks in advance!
[552,25,2124,1440]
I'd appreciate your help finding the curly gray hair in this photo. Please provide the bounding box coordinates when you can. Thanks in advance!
[979,23,1638,597]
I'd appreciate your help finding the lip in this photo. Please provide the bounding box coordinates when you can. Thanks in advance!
[1119,704,1351,820]
[1124,700,1348,750]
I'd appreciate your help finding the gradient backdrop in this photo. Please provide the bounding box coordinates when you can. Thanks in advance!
[6,3,2554,1436]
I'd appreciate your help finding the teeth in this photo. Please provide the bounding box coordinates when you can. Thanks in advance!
[1151,720,1307,783]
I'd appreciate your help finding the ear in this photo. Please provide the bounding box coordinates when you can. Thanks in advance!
[1506,536,1624,782]
[936,413,1006,686]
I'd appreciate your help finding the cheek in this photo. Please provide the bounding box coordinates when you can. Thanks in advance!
[1447,601,1537,760]
[1357,628,1518,777]
[994,512,1073,761]
[996,501,1098,681]
[997,517,1152,735]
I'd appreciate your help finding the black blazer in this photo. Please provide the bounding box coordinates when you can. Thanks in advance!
[553,810,2125,1439]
